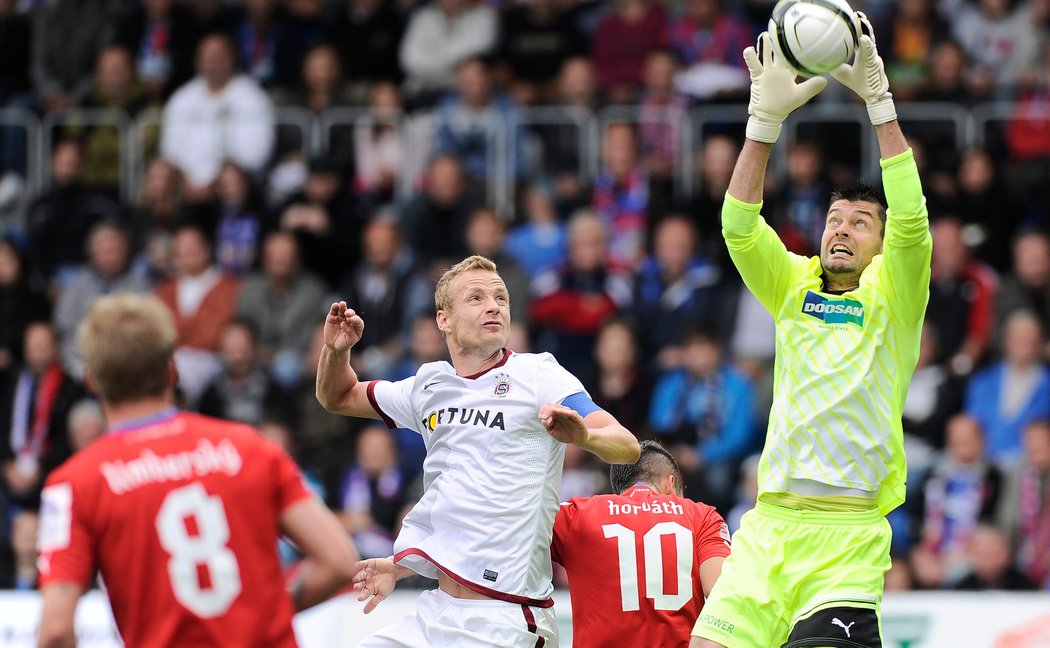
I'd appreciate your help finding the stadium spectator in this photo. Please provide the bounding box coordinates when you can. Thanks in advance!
[337,218,431,379]
[0,239,51,373]
[62,46,157,191]
[155,224,241,405]
[902,322,966,454]
[226,0,297,89]
[667,0,750,100]
[503,183,567,280]
[131,157,184,238]
[112,0,200,99]
[25,140,124,287]
[463,207,528,323]
[927,217,998,375]
[66,398,104,453]
[648,325,756,512]
[353,82,405,207]
[591,0,667,103]
[497,0,585,104]
[0,0,32,182]
[236,231,327,387]
[876,0,950,100]
[633,216,722,364]
[997,420,1050,589]
[767,139,830,257]
[35,294,360,647]
[951,148,1021,272]
[917,414,1003,583]
[637,49,688,187]
[536,56,598,204]
[0,322,80,511]
[530,210,633,386]
[319,255,639,644]
[5,506,38,589]
[913,39,983,106]
[965,310,1050,464]
[431,57,527,184]
[31,0,110,111]
[553,440,729,648]
[337,424,411,559]
[687,134,738,267]
[53,222,152,376]
[198,319,290,425]
[995,231,1050,355]
[593,122,649,269]
[558,443,606,501]
[954,524,1036,590]
[160,33,275,192]
[326,0,405,90]
[401,155,476,267]
[398,0,497,99]
[587,316,652,437]
[952,0,1039,91]
[212,162,264,275]
[1005,40,1050,216]
[279,42,353,115]
[275,155,362,287]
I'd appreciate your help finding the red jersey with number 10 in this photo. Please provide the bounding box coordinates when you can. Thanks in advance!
[37,410,311,648]
[551,485,731,648]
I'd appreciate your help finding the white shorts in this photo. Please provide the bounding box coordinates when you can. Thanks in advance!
[358,588,558,647]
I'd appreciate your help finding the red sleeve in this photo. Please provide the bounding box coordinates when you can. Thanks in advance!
[965,264,998,350]
[694,506,732,564]
[37,469,98,588]
[268,442,312,512]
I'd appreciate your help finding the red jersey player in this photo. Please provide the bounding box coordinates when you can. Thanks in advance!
[36,294,359,648]
[552,441,731,648]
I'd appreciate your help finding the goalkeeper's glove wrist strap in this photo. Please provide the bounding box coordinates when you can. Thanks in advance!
[746,115,782,144]
[867,94,896,126]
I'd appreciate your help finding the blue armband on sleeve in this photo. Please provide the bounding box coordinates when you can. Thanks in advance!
[560,392,601,418]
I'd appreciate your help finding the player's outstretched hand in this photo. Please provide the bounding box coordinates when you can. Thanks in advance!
[830,12,896,125]
[540,403,589,447]
[323,301,364,353]
[352,557,398,614]
[743,31,827,144]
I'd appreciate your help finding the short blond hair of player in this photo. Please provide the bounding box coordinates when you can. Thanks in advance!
[434,254,498,313]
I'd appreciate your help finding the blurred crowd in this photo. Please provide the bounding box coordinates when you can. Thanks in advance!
[0,0,1049,595]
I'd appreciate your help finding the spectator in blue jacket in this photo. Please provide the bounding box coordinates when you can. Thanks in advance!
[647,325,756,512]
[965,310,1050,464]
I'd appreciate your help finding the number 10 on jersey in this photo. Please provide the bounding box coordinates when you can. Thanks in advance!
[602,522,693,612]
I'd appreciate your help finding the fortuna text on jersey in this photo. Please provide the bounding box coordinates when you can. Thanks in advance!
[421,406,507,434]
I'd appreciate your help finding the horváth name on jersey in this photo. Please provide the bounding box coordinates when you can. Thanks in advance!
[99,439,243,495]
[607,500,685,516]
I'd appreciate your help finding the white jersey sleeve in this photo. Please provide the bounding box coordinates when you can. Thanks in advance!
[367,377,419,432]
[535,353,588,406]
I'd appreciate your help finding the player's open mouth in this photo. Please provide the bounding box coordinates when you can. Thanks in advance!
[829,244,853,256]
[483,321,503,328]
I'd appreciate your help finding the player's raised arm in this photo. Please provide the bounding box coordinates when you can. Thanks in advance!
[316,301,382,418]
[831,13,932,325]
[539,404,640,464]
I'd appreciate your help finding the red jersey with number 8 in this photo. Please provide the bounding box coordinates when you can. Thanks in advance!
[37,410,311,648]
[552,485,731,648]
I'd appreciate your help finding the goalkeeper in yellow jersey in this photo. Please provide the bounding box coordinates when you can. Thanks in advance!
[691,15,932,648]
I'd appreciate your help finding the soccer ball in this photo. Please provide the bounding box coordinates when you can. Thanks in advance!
[768,0,859,77]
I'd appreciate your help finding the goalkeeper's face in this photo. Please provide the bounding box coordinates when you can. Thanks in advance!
[820,199,884,282]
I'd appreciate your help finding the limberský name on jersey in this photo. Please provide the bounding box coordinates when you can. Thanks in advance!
[801,291,865,326]
[607,499,685,516]
[99,439,243,495]
[421,406,506,433]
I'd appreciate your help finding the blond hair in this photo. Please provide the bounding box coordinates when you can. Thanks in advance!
[78,294,177,404]
[434,255,498,313]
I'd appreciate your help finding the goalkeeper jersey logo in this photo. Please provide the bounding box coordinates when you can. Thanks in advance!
[801,291,865,327]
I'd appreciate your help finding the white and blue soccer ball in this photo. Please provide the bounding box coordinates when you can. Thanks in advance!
[768,0,860,77]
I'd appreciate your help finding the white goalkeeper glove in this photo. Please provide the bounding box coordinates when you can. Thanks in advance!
[743,32,828,144]
[830,12,896,125]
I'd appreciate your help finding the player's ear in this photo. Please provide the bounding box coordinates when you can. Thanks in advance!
[435,309,450,334]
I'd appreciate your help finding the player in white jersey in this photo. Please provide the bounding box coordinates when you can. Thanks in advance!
[316,255,641,647]
[692,18,932,648]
